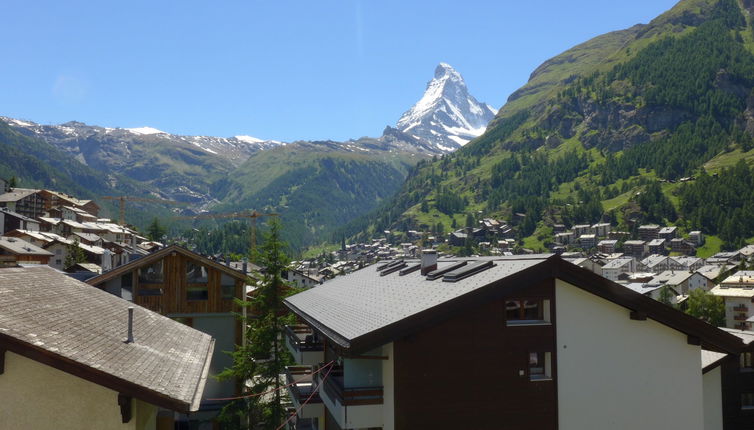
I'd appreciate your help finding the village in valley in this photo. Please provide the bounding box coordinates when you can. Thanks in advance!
[1,178,754,429]
[7,0,754,429]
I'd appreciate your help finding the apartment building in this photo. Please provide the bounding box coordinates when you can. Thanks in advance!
[283,254,741,430]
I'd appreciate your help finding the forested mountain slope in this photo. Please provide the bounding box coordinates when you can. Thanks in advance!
[343,0,754,251]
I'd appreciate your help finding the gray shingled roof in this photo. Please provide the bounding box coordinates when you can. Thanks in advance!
[0,236,53,256]
[285,255,550,350]
[0,266,213,412]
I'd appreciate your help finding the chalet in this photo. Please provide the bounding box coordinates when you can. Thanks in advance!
[671,255,705,272]
[597,239,617,254]
[623,240,647,259]
[552,224,566,234]
[659,226,678,241]
[554,232,574,246]
[638,224,661,241]
[623,282,680,304]
[670,238,697,256]
[283,254,742,430]
[711,271,754,331]
[690,231,705,246]
[591,222,611,237]
[86,244,249,421]
[0,236,53,265]
[572,224,591,237]
[38,189,100,216]
[708,252,744,266]
[0,266,213,429]
[639,255,670,273]
[578,234,596,250]
[0,188,44,219]
[284,268,324,289]
[0,207,39,234]
[601,257,636,281]
[44,238,105,271]
[648,238,668,255]
[653,270,714,296]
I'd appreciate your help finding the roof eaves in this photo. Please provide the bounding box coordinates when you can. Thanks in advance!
[552,258,744,354]
[0,332,192,413]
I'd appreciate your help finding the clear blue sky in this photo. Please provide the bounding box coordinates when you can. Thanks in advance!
[1,0,679,142]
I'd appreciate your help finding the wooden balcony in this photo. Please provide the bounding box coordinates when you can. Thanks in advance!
[734,314,749,321]
[285,325,324,366]
[734,305,749,312]
[285,366,323,420]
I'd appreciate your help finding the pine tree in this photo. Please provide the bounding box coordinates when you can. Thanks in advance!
[64,238,86,270]
[147,217,167,241]
[217,219,295,429]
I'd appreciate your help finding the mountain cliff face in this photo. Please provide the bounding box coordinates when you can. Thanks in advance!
[344,0,754,251]
[397,63,496,151]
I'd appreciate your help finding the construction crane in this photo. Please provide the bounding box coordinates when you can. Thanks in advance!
[101,196,182,226]
[173,210,279,258]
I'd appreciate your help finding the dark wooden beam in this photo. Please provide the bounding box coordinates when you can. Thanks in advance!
[629,310,647,321]
[118,394,132,423]
[0,348,5,375]
[687,335,701,346]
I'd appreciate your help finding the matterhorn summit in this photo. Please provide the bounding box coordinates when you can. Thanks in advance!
[396,63,497,151]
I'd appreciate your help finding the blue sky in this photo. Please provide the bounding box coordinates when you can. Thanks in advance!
[2,0,679,142]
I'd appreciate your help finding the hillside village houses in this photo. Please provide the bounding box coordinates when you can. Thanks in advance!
[3,185,754,428]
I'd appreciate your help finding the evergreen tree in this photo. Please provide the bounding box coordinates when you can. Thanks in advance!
[218,219,295,429]
[63,238,86,270]
[147,217,167,241]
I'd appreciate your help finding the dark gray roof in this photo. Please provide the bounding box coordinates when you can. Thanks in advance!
[0,266,213,412]
[285,255,745,355]
[285,255,550,350]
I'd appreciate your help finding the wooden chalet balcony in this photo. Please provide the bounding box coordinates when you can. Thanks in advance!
[285,366,323,420]
[315,365,383,429]
[285,325,324,366]
[734,305,749,312]
[734,314,749,321]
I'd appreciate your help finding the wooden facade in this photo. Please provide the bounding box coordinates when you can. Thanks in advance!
[127,252,243,315]
[393,279,557,430]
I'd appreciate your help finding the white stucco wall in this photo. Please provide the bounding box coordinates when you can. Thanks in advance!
[702,367,723,430]
[0,351,157,430]
[556,279,704,430]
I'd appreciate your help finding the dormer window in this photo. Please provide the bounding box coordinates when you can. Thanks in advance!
[506,299,551,325]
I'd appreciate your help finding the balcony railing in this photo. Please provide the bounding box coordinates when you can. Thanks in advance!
[316,365,383,407]
[285,366,322,404]
[734,305,749,312]
[735,314,749,321]
[285,325,324,352]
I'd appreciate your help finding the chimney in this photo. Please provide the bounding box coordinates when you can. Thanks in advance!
[242,257,248,274]
[126,307,134,343]
[421,249,438,275]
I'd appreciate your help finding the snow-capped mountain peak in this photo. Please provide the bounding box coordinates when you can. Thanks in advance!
[397,63,496,151]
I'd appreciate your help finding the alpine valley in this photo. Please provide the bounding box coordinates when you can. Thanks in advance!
[341,0,754,254]
[0,63,494,251]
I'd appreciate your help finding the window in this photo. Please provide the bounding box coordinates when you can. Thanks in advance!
[529,351,552,381]
[742,352,754,371]
[221,273,236,300]
[138,261,164,284]
[186,261,208,300]
[742,393,754,410]
[506,299,551,325]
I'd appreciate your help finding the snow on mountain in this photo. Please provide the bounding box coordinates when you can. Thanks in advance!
[0,117,284,165]
[126,126,166,135]
[397,63,496,151]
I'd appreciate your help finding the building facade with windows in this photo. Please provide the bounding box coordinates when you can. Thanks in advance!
[283,254,741,430]
[86,245,249,420]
